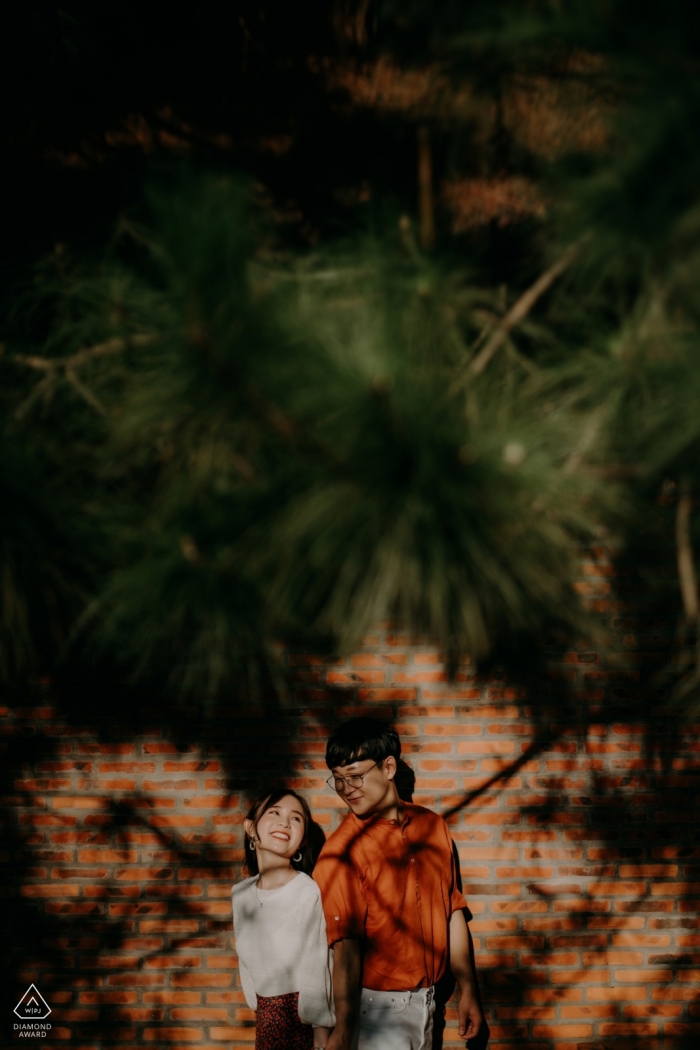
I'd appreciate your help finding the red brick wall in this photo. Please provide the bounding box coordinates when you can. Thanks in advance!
[2,614,700,1049]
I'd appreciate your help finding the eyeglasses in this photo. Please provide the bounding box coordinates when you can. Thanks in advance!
[326,762,378,794]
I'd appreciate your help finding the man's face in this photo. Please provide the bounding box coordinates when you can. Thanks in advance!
[330,755,397,818]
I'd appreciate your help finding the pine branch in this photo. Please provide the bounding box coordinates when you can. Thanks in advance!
[676,478,698,621]
[12,333,156,418]
[417,124,434,251]
[468,241,581,378]
[14,333,156,372]
[564,402,610,474]
[14,373,56,421]
[65,369,107,416]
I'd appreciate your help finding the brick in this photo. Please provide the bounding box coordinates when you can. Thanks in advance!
[45,902,103,915]
[78,849,138,863]
[560,1005,617,1019]
[551,970,609,984]
[106,975,166,988]
[610,933,672,947]
[588,882,647,896]
[50,796,109,809]
[582,951,642,965]
[496,1007,556,1019]
[163,761,221,771]
[139,920,200,933]
[143,992,202,1004]
[618,864,678,877]
[206,956,238,969]
[532,1024,593,1038]
[624,1003,683,1018]
[458,741,516,754]
[79,992,138,1004]
[525,988,581,1003]
[327,670,384,684]
[170,1008,229,1020]
[651,986,699,1000]
[598,1023,659,1035]
[587,986,647,1000]
[85,955,142,969]
[114,867,174,881]
[21,884,80,896]
[171,974,232,987]
[209,1028,255,1042]
[78,743,135,754]
[614,969,672,982]
[143,1028,202,1040]
[145,956,202,969]
[107,1007,165,1021]
[143,743,199,754]
[651,881,700,895]
[149,815,206,827]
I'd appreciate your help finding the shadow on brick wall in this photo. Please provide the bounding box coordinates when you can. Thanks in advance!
[1,602,699,1049]
[0,656,317,1046]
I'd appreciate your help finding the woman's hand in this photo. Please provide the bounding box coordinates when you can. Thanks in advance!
[325,1025,352,1050]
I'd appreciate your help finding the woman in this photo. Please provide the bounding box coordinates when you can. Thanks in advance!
[232,788,334,1050]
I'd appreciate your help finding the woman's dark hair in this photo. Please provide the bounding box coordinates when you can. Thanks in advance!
[325,717,401,770]
[243,787,322,876]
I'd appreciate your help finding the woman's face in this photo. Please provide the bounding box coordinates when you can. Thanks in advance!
[246,794,306,860]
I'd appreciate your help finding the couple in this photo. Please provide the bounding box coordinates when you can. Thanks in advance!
[232,717,485,1050]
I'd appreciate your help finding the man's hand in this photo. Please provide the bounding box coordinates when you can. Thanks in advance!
[313,1025,332,1048]
[457,987,484,1041]
[449,909,486,1043]
[326,938,361,1050]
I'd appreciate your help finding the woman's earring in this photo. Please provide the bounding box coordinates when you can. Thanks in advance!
[293,851,302,863]
[249,838,256,851]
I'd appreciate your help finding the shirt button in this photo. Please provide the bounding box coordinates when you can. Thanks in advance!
[335,916,340,920]
[410,859,415,863]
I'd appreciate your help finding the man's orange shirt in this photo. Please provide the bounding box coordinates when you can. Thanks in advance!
[313,802,470,992]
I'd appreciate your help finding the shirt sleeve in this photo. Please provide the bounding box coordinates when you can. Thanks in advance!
[297,884,336,1027]
[313,835,367,946]
[444,822,471,919]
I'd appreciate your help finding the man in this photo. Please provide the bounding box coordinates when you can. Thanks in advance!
[314,717,485,1050]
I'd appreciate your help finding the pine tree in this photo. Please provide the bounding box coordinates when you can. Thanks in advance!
[5,2,700,713]
[1,171,619,696]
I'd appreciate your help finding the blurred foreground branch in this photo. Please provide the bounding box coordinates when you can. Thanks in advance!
[13,333,156,419]
[676,479,698,622]
[468,241,582,378]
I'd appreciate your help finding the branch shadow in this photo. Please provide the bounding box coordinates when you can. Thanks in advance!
[0,651,319,1043]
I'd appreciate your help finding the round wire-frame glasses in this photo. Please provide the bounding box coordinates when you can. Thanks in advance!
[326,762,378,793]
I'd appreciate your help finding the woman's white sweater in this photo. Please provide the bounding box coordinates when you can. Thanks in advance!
[232,872,335,1028]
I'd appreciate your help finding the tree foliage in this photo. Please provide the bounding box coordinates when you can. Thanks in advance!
[3,2,700,709]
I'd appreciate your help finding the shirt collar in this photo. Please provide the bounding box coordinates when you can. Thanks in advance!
[349,801,414,829]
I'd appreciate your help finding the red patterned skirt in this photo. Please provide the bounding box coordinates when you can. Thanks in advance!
[255,991,314,1050]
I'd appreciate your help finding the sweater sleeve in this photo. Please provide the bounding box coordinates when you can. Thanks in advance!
[232,895,258,1011]
[296,883,336,1028]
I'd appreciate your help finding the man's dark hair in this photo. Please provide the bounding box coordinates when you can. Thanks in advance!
[326,717,401,770]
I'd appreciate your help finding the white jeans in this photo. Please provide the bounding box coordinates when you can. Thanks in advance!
[353,986,434,1050]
